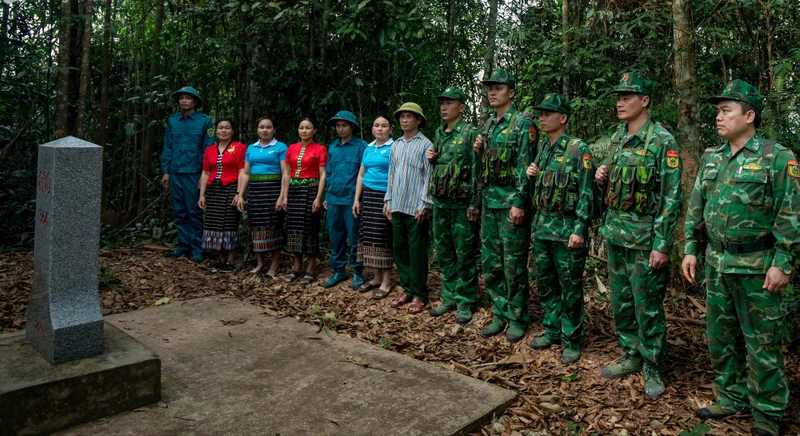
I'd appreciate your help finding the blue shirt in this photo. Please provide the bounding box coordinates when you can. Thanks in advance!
[361,139,393,192]
[385,132,434,216]
[161,110,215,174]
[245,139,288,175]
[325,136,368,205]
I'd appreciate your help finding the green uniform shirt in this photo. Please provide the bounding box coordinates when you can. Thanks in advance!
[532,133,594,241]
[599,119,682,252]
[430,119,481,209]
[684,134,800,273]
[479,107,537,210]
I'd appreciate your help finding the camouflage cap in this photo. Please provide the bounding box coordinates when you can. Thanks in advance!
[481,68,516,88]
[437,86,467,104]
[533,93,571,116]
[707,79,764,114]
[611,72,652,97]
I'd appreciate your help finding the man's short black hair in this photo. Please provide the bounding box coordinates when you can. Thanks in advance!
[739,101,761,128]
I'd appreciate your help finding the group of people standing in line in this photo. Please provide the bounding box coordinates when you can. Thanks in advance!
[161,69,799,436]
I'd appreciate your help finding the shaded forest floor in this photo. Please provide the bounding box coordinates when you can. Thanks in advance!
[1,247,798,435]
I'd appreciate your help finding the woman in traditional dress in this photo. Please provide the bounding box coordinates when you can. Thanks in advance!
[198,118,246,271]
[235,116,290,276]
[284,118,328,283]
[352,116,395,298]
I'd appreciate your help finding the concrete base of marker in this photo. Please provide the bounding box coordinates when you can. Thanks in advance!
[0,323,161,436]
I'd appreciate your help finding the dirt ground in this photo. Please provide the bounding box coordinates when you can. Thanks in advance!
[1,247,797,435]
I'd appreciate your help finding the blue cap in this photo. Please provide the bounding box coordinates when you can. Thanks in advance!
[329,110,359,130]
[173,86,203,108]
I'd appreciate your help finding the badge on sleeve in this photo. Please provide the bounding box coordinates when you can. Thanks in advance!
[666,150,679,169]
[788,160,800,178]
[582,153,592,169]
[207,128,215,137]
[527,126,538,142]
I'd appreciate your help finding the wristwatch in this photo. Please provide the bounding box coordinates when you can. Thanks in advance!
[781,268,793,276]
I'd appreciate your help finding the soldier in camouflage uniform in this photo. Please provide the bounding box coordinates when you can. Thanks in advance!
[474,68,538,342]
[525,93,594,364]
[427,86,481,325]
[682,80,800,436]
[595,72,682,398]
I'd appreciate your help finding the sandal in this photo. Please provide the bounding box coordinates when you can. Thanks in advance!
[264,269,278,279]
[284,270,302,283]
[407,297,426,314]
[358,282,379,293]
[390,293,412,308]
[301,272,315,283]
[372,287,391,300]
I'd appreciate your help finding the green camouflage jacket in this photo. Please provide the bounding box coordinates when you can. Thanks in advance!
[429,119,481,209]
[478,107,538,210]
[599,119,682,252]
[532,133,594,241]
[684,134,800,273]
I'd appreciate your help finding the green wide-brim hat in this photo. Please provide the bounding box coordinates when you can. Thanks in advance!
[437,86,467,104]
[173,86,203,108]
[394,102,427,128]
[707,79,764,114]
[481,68,516,88]
[533,93,571,116]
[329,110,359,131]
[610,72,652,97]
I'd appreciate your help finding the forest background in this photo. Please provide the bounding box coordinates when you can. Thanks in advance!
[1,0,799,340]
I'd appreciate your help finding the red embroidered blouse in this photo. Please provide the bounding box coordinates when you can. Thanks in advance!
[285,142,328,179]
[202,141,246,186]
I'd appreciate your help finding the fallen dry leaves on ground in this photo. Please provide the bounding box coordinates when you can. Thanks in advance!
[1,248,797,436]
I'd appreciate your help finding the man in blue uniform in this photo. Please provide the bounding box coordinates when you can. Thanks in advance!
[161,86,215,262]
[324,110,369,288]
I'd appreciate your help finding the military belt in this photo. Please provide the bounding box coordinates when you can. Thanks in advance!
[707,234,776,255]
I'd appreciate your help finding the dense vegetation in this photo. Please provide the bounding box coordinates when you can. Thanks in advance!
[2,0,799,327]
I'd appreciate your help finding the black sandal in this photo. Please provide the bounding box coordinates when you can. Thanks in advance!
[358,282,379,293]
[264,269,278,279]
[301,272,315,283]
[372,287,391,300]
[284,270,302,283]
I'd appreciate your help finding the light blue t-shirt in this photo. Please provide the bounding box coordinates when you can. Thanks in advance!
[245,139,288,175]
[361,139,393,192]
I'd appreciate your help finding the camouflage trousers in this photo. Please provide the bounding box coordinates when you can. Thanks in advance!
[433,207,478,310]
[481,207,530,329]
[607,244,668,363]
[706,265,787,429]
[533,238,587,350]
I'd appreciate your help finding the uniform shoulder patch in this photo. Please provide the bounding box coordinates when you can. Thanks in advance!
[788,159,800,178]
[582,153,592,169]
[666,149,679,169]
[207,128,215,137]
[527,125,538,142]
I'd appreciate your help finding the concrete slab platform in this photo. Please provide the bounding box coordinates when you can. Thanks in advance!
[0,323,161,436]
[60,297,516,436]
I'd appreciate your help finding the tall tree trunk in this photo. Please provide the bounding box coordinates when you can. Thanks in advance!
[561,0,570,96]
[672,0,700,243]
[479,0,498,126]
[94,0,114,146]
[54,0,73,139]
[75,0,93,139]
[443,0,456,85]
[138,0,164,215]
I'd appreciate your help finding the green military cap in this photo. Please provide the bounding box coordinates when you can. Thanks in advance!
[437,86,467,104]
[533,93,571,116]
[394,102,427,127]
[173,86,203,108]
[611,72,652,97]
[707,79,764,114]
[481,68,516,88]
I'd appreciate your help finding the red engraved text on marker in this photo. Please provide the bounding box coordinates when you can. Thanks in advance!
[37,171,51,194]
[38,209,48,226]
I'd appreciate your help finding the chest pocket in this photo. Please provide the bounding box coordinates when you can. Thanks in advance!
[481,147,517,186]
[701,169,718,195]
[732,170,772,207]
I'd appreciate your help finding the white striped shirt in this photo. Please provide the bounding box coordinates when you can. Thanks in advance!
[385,131,434,215]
